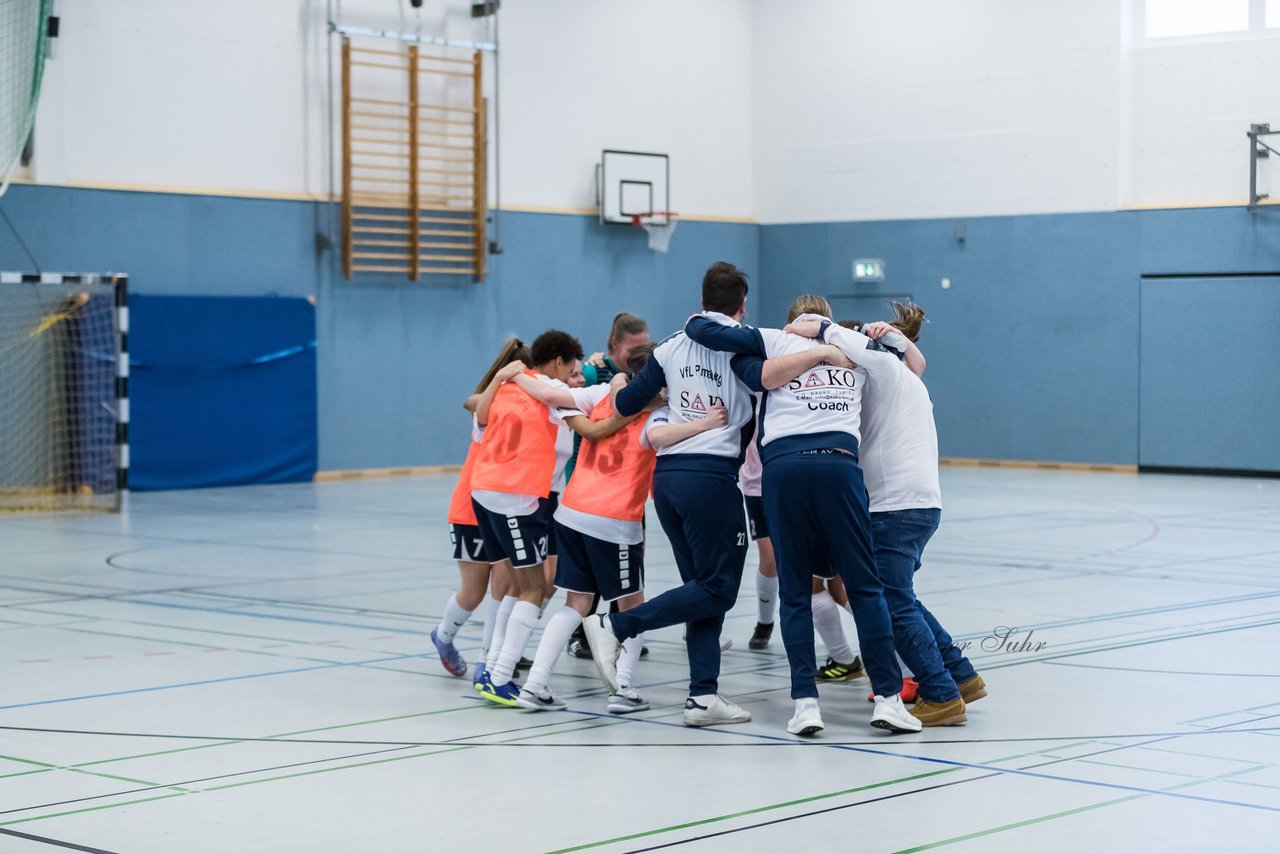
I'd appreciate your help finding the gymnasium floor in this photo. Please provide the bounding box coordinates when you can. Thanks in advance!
[1,467,1278,853]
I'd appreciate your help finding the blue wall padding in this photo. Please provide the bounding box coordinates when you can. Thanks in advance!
[129,295,317,489]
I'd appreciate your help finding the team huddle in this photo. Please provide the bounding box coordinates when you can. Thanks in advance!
[429,261,987,736]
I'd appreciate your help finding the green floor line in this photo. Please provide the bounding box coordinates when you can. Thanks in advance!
[71,703,479,769]
[0,793,189,826]
[4,716,624,825]
[892,764,1270,852]
[892,792,1146,853]
[545,747,1052,854]
[0,752,191,793]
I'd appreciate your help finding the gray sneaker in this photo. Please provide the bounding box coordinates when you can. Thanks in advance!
[683,695,751,727]
[607,686,650,715]
[515,687,567,712]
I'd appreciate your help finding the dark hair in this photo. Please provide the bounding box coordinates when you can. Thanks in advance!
[625,341,656,376]
[474,337,528,394]
[837,320,862,331]
[530,329,584,367]
[609,312,648,351]
[702,261,749,316]
[889,301,925,343]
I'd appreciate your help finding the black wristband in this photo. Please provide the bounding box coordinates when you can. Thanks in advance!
[817,319,832,343]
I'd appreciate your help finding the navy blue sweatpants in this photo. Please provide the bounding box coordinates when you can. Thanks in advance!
[761,450,902,700]
[610,467,748,696]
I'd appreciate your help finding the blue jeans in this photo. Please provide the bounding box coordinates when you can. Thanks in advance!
[871,508,975,700]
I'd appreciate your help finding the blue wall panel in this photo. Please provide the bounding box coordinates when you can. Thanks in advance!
[1139,277,1280,472]
[761,213,1141,464]
[7,182,1278,473]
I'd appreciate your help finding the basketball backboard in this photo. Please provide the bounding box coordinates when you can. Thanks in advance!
[597,150,669,225]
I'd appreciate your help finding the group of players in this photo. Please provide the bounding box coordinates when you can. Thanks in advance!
[428,261,986,736]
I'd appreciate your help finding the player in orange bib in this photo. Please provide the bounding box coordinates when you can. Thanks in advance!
[470,330,638,706]
[429,339,530,680]
[512,343,732,713]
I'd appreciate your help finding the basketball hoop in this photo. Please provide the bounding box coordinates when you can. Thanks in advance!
[630,211,678,253]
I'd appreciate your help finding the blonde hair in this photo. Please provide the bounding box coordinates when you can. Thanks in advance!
[786,294,833,323]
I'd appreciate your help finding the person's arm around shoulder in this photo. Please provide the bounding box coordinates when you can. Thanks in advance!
[863,321,925,377]
[646,403,728,449]
[615,352,664,416]
[760,344,855,390]
[684,315,767,356]
[473,360,526,426]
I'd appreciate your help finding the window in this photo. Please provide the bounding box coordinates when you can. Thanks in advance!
[1138,0,1279,43]
[1144,0,1248,39]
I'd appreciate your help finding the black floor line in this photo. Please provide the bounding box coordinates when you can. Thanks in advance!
[0,827,123,854]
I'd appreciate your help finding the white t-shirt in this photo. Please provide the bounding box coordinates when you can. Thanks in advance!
[642,313,754,459]
[825,327,941,512]
[472,374,585,517]
[554,405,658,546]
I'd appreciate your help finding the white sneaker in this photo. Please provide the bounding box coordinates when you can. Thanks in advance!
[787,699,824,736]
[683,695,752,727]
[515,687,566,712]
[871,693,923,733]
[582,613,620,690]
[607,686,650,715]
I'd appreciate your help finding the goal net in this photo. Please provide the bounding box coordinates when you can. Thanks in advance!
[0,273,127,512]
[1,0,52,192]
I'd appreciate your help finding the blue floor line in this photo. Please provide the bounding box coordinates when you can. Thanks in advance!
[0,652,430,711]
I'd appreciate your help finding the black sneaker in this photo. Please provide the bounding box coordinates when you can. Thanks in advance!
[816,655,866,683]
[748,622,774,651]
[568,638,593,660]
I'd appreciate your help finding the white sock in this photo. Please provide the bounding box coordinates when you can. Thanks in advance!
[616,631,645,689]
[897,651,913,679]
[436,595,472,644]
[490,600,539,685]
[812,590,855,664]
[479,594,501,664]
[541,596,552,612]
[795,697,819,714]
[486,596,517,670]
[524,608,582,694]
[756,572,778,624]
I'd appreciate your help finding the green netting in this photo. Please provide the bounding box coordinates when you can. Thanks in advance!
[0,0,50,191]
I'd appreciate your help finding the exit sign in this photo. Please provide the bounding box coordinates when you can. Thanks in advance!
[852,259,885,282]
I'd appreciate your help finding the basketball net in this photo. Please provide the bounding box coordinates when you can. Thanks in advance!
[635,213,677,253]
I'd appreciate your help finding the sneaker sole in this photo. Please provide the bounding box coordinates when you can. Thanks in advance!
[787,721,824,736]
[870,717,921,734]
[516,700,566,712]
[479,694,519,708]
[748,642,769,651]
[608,703,650,715]
[683,717,752,727]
